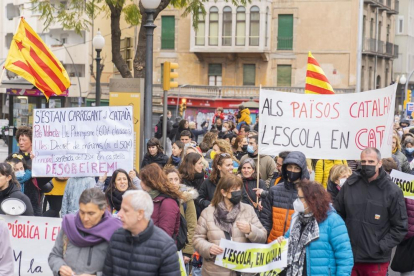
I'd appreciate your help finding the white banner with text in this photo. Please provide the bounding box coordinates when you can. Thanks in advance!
[32,106,134,177]
[258,84,396,159]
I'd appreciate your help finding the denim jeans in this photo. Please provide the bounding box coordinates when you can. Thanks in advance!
[192,266,202,276]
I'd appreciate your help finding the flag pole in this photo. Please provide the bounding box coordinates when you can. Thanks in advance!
[257,84,261,206]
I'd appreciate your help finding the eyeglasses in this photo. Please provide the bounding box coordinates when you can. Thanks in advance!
[12,154,23,160]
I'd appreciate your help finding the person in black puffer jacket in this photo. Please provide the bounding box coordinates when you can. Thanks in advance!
[0,162,34,216]
[103,190,180,276]
[141,138,169,169]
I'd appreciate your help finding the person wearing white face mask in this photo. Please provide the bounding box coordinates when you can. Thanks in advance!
[276,181,353,276]
[327,165,352,202]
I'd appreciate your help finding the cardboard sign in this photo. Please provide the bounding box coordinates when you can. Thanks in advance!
[390,169,414,199]
[1,215,62,276]
[32,106,134,177]
[214,238,288,273]
[259,84,397,159]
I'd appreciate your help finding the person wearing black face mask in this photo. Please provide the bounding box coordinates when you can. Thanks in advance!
[232,135,248,160]
[260,151,310,244]
[334,147,408,276]
[193,174,267,275]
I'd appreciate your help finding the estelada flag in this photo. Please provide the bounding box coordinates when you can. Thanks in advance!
[305,52,335,94]
[4,17,70,99]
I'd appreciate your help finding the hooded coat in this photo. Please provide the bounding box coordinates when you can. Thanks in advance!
[179,185,199,256]
[334,167,408,263]
[260,151,310,243]
[237,108,251,125]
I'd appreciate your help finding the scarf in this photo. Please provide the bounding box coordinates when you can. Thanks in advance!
[213,201,241,236]
[392,147,398,154]
[172,156,181,165]
[148,189,161,200]
[62,210,122,247]
[110,189,124,211]
[286,213,319,276]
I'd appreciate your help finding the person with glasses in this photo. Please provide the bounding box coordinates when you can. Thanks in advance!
[276,181,353,276]
[260,151,310,244]
[334,147,407,276]
[196,153,234,213]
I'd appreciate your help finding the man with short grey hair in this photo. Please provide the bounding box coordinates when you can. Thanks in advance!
[334,147,407,275]
[103,190,180,276]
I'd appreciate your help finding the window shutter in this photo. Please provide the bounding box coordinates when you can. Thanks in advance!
[208,64,222,76]
[277,15,293,50]
[161,16,175,49]
[277,65,292,87]
[243,64,256,86]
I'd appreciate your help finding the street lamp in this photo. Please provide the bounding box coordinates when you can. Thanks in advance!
[93,29,105,106]
[142,0,161,144]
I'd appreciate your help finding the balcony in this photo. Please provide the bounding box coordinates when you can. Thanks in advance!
[363,38,397,58]
[152,85,354,99]
[277,37,293,51]
[364,0,398,13]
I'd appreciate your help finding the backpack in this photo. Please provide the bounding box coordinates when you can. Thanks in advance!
[159,197,188,251]
[155,121,162,139]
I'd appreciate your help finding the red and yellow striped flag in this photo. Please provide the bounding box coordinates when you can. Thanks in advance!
[305,52,335,95]
[4,18,70,99]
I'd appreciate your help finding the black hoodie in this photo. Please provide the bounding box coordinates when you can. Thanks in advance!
[0,181,34,216]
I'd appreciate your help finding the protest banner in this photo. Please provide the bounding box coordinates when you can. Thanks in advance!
[32,106,134,177]
[390,169,414,199]
[0,215,62,276]
[259,84,396,160]
[214,238,288,273]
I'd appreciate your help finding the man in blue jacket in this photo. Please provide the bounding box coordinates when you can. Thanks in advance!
[334,147,407,276]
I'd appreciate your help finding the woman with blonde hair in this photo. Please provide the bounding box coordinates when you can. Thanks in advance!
[140,163,182,238]
[327,164,352,202]
[393,134,411,173]
[212,139,240,169]
[193,174,267,275]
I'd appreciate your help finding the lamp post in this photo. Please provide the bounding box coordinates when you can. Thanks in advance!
[92,30,105,106]
[142,0,161,144]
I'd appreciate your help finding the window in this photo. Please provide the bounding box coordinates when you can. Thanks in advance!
[209,7,219,46]
[398,17,403,34]
[243,64,255,86]
[362,15,366,39]
[376,75,381,89]
[265,7,269,47]
[385,67,389,86]
[115,37,133,72]
[277,65,292,87]
[277,14,293,50]
[386,24,390,42]
[369,66,373,90]
[236,7,246,46]
[196,10,205,45]
[249,6,260,46]
[161,16,175,49]
[370,18,374,39]
[379,21,382,40]
[208,64,222,86]
[222,7,232,46]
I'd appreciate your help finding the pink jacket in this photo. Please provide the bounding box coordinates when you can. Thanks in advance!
[152,195,180,238]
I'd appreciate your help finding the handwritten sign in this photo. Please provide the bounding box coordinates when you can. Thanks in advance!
[32,106,134,177]
[1,215,62,276]
[390,169,414,199]
[259,84,396,159]
[214,238,288,273]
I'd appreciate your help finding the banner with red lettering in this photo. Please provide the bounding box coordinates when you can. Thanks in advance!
[32,106,134,177]
[259,84,397,159]
[1,215,62,276]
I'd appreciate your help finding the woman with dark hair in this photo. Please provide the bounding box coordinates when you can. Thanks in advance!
[175,119,194,141]
[179,152,205,191]
[105,169,137,215]
[193,174,266,275]
[141,137,169,168]
[196,153,234,215]
[0,162,33,216]
[232,135,248,160]
[167,141,185,167]
[140,163,182,238]
[238,158,267,216]
[49,188,121,276]
[6,154,31,192]
[277,181,353,276]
